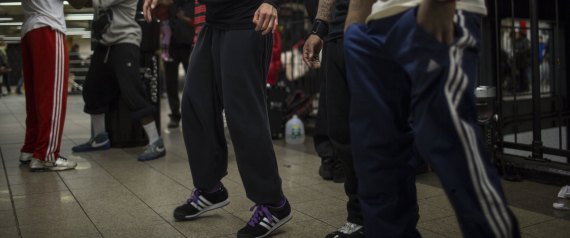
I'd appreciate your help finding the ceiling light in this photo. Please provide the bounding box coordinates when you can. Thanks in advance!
[0,22,22,26]
[0,2,20,6]
[0,1,69,6]
[65,14,93,21]
[0,18,14,21]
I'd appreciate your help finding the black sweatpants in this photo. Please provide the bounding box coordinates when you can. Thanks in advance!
[83,43,155,119]
[164,45,191,120]
[181,24,283,204]
[323,37,362,226]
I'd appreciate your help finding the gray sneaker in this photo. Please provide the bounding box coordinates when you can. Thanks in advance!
[19,153,33,164]
[30,157,77,172]
[138,138,166,161]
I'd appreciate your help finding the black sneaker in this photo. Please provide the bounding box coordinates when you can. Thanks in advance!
[325,222,364,238]
[237,199,292,238]
[173,185,230,221]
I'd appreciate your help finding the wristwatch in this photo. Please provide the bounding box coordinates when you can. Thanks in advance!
[311,19,329,39]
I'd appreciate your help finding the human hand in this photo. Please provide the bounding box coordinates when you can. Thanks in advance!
[417,0,456,45]
[143,0,158,23]
[253,3,278,35]
[302,34,323,69]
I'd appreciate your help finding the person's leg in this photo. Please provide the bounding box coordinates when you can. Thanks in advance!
[3,73,10,94]
[23,28,75,171]
[345,19,420,238]
[174,25,231,221]
[219,28,291,238]
[325,37,364,236]
[72,45,116,152]
[20,32,37,163]
[313,44,343,182]
[219,29,283,204]
[180,25,228,190]
[108,43,163,161]
[164,46,191,128]
[397,9,520,238]
[161,20,172,61]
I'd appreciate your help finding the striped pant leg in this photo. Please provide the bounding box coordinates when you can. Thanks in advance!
[22,27,68,162]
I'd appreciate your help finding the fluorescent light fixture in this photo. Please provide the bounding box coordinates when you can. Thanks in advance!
[66,30,91,36]
[65,14,93,21]
[0,2,20,6]
[0,22,22,26]
[0,18,14,21]
[0,1,68,6]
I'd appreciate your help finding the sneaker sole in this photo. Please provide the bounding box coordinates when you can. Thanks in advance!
[20,160,31,165]
[72,144,111,153]
[240,213,292,238]
[174,199,230,221]
[30,166,77,172]
[137,151,166,161]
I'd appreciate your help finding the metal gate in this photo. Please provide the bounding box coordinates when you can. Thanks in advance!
[483,0,570,179]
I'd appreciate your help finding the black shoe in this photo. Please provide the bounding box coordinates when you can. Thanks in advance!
[168,114,181,128]
[237,199,292,238]
[167,119,179,128]
[319,157,334,180]
[325,222,365,238]
[173,184,230,221]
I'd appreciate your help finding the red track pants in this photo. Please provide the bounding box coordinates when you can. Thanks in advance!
[21,27,69,162]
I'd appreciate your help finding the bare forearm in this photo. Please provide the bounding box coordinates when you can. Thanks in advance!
[315,0,335,22]
[344,0,375,30]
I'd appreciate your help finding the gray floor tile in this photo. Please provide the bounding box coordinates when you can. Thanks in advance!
[0,226,19,238]
[522,218,570,238]
[0,210,17,228]
[12,191,76,210]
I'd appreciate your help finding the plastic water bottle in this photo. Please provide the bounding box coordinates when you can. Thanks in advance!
[285,115,305,144]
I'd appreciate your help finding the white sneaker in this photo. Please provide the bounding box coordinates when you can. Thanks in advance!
[30,157,77,172]
[19,153,33,164]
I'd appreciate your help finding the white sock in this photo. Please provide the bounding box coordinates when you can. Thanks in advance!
[143,121,160,145]
[91,113,106,137]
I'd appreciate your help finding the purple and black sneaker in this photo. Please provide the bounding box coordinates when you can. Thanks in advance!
[237,198,292,238]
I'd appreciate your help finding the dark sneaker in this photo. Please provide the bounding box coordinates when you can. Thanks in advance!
[19,153,33,164]
[30,157,77,172]
[319,157,334,180]
[173,185,230,220]
[137,138,166,161]
[72,132,111,153]
[167,114,180,128]
[237,199,292,238]
[325,222,364,238]
[167,119,179,128]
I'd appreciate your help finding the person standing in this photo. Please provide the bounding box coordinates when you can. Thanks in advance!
[19,0,80,171]
[0,39,11,96]
[143,0,291,237]
[343,0,520,237]
[162,0,195,128]
[72,0,166,162]
[303,0,364,237]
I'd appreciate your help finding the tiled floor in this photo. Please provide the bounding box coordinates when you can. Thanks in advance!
[0,94,569,238]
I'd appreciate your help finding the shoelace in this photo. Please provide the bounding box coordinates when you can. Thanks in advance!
[248,204,274,227]
[187,189,202,206]
[338,222,363,234]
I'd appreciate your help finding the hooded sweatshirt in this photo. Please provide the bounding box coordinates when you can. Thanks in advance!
[92,0,142,46]
[199,0,280,30]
